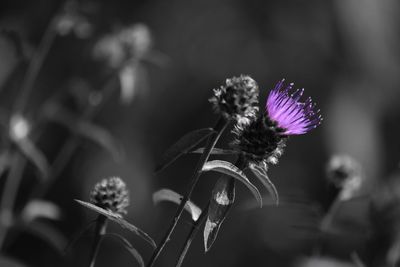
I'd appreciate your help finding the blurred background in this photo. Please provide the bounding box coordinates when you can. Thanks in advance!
[0,0,400,266]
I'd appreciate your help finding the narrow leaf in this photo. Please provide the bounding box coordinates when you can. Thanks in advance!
[204,218,222,253]
[21,199,61,222]
[191,147,239,155]
[204,176,235,252]
[249,164,279,205]
[15,138,49,180]
[104,233,144,267]
[202,160,262,207]
[155,128,215,173]
[43,105,124,162]
[75,200,156,248]
[153,188,201,221]
[64,220,96,254]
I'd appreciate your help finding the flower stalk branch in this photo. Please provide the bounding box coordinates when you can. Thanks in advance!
[88,215,108,267]
[147,117,229,267]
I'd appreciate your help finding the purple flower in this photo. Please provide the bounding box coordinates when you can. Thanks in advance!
[266,79,322,135]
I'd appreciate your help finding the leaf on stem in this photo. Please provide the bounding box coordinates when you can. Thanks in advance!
[15,138,49,180]
[155,128,215,173]
[103,233,144,267]
[190,147,239,155]
[75,200,156,248]
[43,104,124,162]
[21,199,61,222]
[152,188,201,221]
[249,163,279,205]
[204,176,235,252]
[202,160,262,208]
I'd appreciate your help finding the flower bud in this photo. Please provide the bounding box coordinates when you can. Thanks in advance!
[90,177,129,215]
[326,155,363,201]
[209,75,259,124]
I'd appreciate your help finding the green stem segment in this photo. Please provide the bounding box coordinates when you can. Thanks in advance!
[175,156,246,267]
[146,117,229,267]
[175,202,209,267]
[88,215,108,267]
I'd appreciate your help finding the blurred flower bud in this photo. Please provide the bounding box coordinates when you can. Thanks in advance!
[9,114,30,141]
[90,177,129,215]
[119,23,152,59]
[326,155,363,201]
[93,23,152,69]
[209,75,259,125]
[55,1,93,38]
[232,115,286,166]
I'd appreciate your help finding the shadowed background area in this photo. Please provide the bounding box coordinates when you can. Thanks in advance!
[0,0,399,266]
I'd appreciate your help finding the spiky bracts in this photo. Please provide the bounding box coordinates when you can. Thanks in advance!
[210,75,259,124]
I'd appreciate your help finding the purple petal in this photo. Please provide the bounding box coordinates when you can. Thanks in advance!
[266,80,322,135]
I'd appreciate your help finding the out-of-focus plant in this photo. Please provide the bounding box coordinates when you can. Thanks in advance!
[321,155,364,232]
[0,1,159,265]
[75,177,155,267]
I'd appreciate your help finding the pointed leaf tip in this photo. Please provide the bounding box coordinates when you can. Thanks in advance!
[75,199,156,248]
[203,218,221,252]
[202,160,262,207]
[153,188,201,221]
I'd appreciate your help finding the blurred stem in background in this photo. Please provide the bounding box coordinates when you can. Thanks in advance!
[176,156,245,267]
[327,0,400,192]
[147,117,229,267]
[0,2,65,249]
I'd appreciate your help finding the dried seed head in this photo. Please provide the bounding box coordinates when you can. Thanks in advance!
[90,177,129,215]
[232,114,287,165]
[209,75,259,124]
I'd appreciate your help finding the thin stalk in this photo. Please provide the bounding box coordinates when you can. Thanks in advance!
[175,202,209,267]
[146,117,229,267]
[320,196,341,232]
[175,156,245,267]
[88,215,108,267]
[0,152,25,249]
[13,3,62,114]
[30,74,119,199]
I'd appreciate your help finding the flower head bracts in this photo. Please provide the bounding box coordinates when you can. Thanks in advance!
[90,177,129,215]
[209,75,259,125]
[232,115,287,166]
[266,79,322,135]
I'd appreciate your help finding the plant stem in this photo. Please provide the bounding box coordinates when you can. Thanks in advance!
[0,152,25,249]
[13,3,62,114]
[146,117,229,267]
[88,215,108,267]
[175,202,209,267]
[175,156,245,267]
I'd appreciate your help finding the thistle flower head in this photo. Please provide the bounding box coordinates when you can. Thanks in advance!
[210,75,259,124]
[90,177,129,215]
[232,115,287,165]
[232,79,321,165]
[266,79,322,135]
